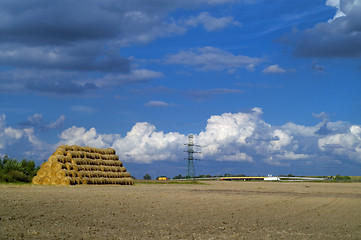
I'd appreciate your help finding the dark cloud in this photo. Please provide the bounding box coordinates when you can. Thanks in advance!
[18,113,44,128]
[312,64,324,72]
[42,115,65,130]
[315,122,331,135]
[18,113,65,130]
[0,0,238,94]
[281,0,361,58]
[0,44,130,73]
[131,86,174,95]
[0,0,120,45]
[26,80,97,94]
[186,88,244,100]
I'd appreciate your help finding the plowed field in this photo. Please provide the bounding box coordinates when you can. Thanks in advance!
[1,181,360,239]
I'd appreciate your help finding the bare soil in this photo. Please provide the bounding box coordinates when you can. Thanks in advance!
[1,181,361,239]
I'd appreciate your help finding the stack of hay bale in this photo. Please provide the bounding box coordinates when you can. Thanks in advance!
[32,145,134,185]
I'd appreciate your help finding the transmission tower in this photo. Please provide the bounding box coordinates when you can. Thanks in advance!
[184,134,201,178]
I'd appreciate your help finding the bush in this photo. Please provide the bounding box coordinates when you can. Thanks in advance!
[335,174,351,181]
[143,173,152,180]
[3,170,29,183]
[0,156,38,183]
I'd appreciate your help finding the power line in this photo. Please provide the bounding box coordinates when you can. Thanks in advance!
[184,134,201,178]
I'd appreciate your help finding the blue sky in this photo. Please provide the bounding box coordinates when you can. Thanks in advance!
[0,0,361,178]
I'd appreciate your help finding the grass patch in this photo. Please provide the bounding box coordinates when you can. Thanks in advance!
[0,181,32,185]
[134,179,207,185]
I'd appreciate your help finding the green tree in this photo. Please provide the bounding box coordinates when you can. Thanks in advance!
[0,156,39,183]
[143,173,151,180]
[173,174,183,179]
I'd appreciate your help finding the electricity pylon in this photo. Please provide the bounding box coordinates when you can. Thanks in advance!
[184,134,201,178]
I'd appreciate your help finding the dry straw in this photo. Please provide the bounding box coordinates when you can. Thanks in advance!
[32,145,133,185]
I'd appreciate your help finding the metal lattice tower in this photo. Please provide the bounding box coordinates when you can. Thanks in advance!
[184,134,201,178]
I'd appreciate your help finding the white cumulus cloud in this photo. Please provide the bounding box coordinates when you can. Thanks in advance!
[263,64,286,74]
[0,113,46,153]
[112,122,187,163]
[25,108,360,168]
[184,12,242,31]
[58,126,121,149]
[166,47,263,71]
[318,124,361,162]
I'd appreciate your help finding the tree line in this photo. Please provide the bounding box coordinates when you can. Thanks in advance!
[0,155,39,183]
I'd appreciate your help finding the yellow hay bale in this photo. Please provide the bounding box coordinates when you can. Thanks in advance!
[63,145,72,151]
[106,178,114,184]
[32,175,40,184]
[82,158,91,165]
[118,178,125,185]
[71,158,86,165]
[71,145,79,151]
[48,155,59,164]
[112,160,122,167]
[54,147,66,156]
[36,168,47,178]
[51,162,63,171]
[92,178,99,184]
[36,145,133,186]
[51,177,61,185]
[57,155,71,163]
[41,176,51,185]
[95,171,103,177]
[70,171,77,178]
[108,160,117,166]
[76,165,85,171]
[60,177,75,185]
[56,169,66,178]
[100,177,106,184]
[106,148,116,155]
[122,178,133,185]
[41,161,51,170]
[116,172,125,178]
[104,166,112,172]
[69,151,78,158]
[81,177,90,185]
[80,165,92,171]
[65,162,72,170]
[48,169,57,178]
[74,177,81,185]
[76,171,82,178]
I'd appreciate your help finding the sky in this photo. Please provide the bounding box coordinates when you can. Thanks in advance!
[0,0,361,179]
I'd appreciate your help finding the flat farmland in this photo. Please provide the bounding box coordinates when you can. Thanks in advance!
[1,181,360,239]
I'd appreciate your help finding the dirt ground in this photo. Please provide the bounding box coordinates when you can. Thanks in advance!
[1,181,361,240]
